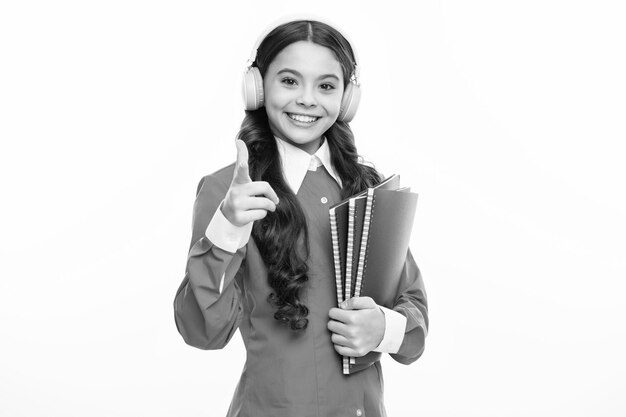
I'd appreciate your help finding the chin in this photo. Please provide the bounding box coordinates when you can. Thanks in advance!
[279,124,323,142]
[286,130,322,143]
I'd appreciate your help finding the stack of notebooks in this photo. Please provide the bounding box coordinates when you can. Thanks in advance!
[328,174,418,375]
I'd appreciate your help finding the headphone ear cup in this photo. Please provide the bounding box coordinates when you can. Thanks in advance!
[242,67,264,110]
[338,82,361,123]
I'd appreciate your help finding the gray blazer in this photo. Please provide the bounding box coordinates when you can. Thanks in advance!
[174,163,428,417]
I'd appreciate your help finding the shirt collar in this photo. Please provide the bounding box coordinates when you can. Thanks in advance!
[274,136,342,194]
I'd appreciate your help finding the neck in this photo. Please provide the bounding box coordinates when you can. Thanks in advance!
[274,135,323,155]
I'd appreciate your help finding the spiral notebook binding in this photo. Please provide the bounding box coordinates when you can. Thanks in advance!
[343,199,360,370]
[345,189,377,369]
[354,188,376,298]
[329,209,343,307]
[345,200,356,302]
[343,358,351,374]
[332,206,352,375]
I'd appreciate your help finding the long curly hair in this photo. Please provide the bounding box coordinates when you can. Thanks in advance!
[238,20,382,331]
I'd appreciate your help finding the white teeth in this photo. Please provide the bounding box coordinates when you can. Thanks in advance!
[288,113,318,123]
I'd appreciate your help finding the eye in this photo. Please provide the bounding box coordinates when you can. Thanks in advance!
[320,83,335,91]
[281,77,297,86]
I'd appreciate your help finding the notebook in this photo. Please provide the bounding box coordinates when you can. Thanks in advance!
[354,186,418,305]
[329,196,353,306]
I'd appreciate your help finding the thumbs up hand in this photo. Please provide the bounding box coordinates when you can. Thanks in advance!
[221,140,280,227]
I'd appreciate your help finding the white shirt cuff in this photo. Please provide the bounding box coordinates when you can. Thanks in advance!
[373,306,407,354]
[205,201,253,253]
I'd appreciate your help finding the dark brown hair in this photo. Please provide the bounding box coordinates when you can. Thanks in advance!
[239,20,382,330]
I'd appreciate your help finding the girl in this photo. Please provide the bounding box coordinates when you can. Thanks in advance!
[174,17,428,417]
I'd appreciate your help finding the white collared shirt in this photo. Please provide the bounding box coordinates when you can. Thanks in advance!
[205,136,406,354]
[274,135,342,193]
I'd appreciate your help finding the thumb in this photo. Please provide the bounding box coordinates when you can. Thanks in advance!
[340,296,377,310]
[233,139,252,184]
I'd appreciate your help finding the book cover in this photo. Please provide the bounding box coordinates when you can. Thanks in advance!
[354,188,418,307]
[350,174,400,300]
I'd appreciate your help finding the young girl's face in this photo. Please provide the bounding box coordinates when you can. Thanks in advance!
[263,41,345,154]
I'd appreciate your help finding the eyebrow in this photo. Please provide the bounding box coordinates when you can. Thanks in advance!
[276,68,341,81]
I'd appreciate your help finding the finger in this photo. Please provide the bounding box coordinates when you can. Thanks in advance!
[236,209,271,224]
[331,333,351,347]
[327,319,349,336]
[340,296,377,310]
[233,139,252,185]
[333,345,363,357]
[239,196,277,212]
[240,181,279,204]
[328,307,351,323]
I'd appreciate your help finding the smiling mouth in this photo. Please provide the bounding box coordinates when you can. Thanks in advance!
[286,113,320,123]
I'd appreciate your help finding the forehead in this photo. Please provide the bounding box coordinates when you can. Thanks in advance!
[267,41,343,80]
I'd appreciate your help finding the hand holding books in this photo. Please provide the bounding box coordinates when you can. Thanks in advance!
[327,296,385,358]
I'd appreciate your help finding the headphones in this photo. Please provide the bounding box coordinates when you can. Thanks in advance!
[241,15,361,123]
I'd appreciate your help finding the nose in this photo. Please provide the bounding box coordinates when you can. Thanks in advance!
[296,85,317,108]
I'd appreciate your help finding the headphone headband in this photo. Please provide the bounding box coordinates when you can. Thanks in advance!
[246,13,360,81]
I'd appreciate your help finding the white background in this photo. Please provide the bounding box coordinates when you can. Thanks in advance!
[1,1,625,416]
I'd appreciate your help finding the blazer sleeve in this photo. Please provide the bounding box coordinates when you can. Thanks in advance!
[173,173,246,350]
[388,248,429,365]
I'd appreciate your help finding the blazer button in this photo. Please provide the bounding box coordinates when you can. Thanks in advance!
[320,197,328,204]
[356,409,362,416]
